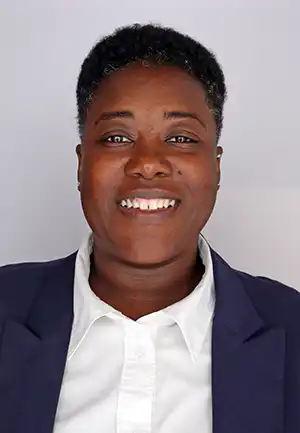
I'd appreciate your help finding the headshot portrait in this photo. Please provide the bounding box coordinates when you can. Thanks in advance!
[0,2,299,433]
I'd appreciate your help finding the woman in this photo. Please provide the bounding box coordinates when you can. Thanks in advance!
[0,23,299,433]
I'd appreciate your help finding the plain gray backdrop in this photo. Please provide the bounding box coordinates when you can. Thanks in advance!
[0,0,299,290]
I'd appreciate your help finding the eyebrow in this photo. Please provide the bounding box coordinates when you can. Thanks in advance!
[95,111,133,124]
[164,111,206,128]
[94,110,206,128]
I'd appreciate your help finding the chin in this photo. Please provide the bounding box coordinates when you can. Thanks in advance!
[121,256,173,268]
[118,244,176,268]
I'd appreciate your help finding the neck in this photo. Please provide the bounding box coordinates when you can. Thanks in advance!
[89,243,204,320]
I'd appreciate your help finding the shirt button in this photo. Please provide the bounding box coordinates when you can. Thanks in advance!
[135,348,145,358]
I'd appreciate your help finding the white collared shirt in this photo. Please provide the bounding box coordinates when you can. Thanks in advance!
[54,233,215,433]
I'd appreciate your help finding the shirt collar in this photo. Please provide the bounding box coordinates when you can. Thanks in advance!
[162,235,215,362]
[68,234,119,359]
[68,232,215,362]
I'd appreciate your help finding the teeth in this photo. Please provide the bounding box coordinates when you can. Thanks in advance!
[140,199,148,210]
[157,199,164,209]
[121,199,133,208]
[149,200,157,210]
[163,199,169,208]
[120,198,177,210]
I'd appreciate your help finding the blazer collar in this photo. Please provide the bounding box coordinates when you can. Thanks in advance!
[0,253,76,433]
[211,249,285,433]
[211,249,264,340]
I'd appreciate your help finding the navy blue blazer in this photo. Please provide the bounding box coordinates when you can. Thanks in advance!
[0,249,299,433]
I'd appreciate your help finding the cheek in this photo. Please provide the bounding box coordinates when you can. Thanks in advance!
[80,155,121,214]
[180,160,218,217]
[183,160,218,193]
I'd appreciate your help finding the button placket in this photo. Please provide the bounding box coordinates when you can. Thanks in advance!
[117,322,155,433]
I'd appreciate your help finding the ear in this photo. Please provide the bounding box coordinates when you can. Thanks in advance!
[76,144,82,192]
[216,145,223,185]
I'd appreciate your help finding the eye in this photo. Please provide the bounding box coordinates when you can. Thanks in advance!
[166,136,198,144]
[100,135,132,145]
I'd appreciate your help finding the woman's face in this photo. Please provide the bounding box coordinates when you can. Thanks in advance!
[77,63,222,266]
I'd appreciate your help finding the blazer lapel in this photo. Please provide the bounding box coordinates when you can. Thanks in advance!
[211,250,285,433]
[0,254,76,433]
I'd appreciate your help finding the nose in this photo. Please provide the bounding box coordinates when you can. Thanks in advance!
[124,146,173,180]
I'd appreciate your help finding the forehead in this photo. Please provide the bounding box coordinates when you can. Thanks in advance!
[88,63,209,115]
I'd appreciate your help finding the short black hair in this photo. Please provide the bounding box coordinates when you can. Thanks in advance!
[76,23,227,141]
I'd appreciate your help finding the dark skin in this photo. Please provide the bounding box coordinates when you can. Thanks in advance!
[76,63,222,320]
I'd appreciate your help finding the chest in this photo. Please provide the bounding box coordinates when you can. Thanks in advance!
[54,320,212,433]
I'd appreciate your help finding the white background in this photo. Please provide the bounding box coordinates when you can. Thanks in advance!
[0,0,299,290]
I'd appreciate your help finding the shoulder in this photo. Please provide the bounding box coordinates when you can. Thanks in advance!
[236,269,300,328]
[212,248,300,328]
[0,254,75,283]
[0,254,76,318]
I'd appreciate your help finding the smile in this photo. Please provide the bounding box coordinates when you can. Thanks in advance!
[119,197,179,211]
